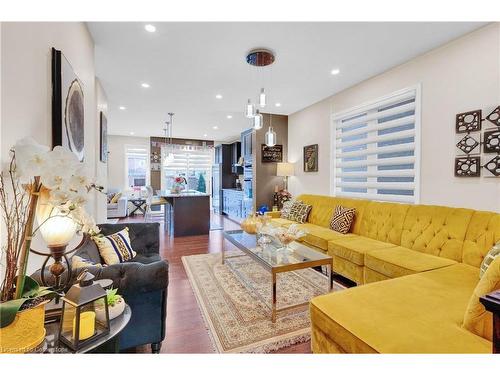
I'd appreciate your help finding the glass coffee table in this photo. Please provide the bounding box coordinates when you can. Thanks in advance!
[223,230,333,322]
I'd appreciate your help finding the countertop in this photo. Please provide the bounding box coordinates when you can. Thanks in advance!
[157,190,210,197]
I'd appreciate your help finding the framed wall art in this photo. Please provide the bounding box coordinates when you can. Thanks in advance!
[303,144,318,172]
[99,111,108,163]
[261,144,283,163]
[52,47,85,161]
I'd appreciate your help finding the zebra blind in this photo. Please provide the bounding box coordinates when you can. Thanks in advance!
[332,87,420,203]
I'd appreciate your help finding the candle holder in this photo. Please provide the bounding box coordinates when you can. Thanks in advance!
[58,271,110,352]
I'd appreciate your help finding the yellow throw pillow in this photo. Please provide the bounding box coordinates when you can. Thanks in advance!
[462,255,500,341]
[110,192,122,204]
[93,227,136,265]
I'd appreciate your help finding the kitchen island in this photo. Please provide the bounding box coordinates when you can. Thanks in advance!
[157,190,210,237]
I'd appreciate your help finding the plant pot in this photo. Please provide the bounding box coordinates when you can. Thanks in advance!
[0,301,48,353]
[95,298,125,321]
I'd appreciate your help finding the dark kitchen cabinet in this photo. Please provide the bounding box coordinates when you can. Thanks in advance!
[231,141,243,174]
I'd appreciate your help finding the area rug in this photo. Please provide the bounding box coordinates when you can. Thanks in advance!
[182,251,345,353]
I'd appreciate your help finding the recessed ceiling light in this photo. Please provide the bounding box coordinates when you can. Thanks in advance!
[330,68,340,75]
[215,94,223,99]
[275,103,281,107]
[203,134,208,137]
[144,24,156,33]
[226,115,232,119]
[130,132,135,135]
[141,82,150,88]
[213,126,219,130]
[119,106,126,110]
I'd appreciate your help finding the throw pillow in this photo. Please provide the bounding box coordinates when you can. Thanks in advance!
[462,255,500,341]
[110,192,122,204]
[93,227,136,265]
[280,200,295,219]
[330,205,356,234]
[71,255,103,269]
[287,201,312,224]
[480,242,500,278]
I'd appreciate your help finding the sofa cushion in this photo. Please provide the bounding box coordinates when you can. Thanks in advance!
[94,227,137,265]
[269,218,295,227]
[480,241,500,278]
[310,264,491,353]
[280,200,295,219]
[462,210,500,268]
[462,255,500,341]
[400,205,474,262]
[295,223,350,251]
[365,246,457,279]
[328,235,396,265]
[287,201,312,223]
[330,205,356,234]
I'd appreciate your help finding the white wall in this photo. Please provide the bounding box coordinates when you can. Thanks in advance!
[107,134,150,190]
[1,22,104,273]
[288,23,500,212]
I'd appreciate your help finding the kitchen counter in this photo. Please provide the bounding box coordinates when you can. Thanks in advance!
[157,189,210,197]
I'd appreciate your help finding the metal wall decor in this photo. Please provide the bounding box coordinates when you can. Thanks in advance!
[454,105,500,178]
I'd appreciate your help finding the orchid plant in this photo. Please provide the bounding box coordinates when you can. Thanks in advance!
[0,137,102,312]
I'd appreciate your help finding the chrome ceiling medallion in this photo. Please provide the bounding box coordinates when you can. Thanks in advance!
[246,48,275,67]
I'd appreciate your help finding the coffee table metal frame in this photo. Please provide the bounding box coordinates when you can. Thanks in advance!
[222,230,332,323]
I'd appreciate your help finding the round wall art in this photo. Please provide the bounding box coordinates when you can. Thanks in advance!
[64,79,85,161]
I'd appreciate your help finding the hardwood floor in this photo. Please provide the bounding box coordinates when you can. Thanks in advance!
[120,212,312,354]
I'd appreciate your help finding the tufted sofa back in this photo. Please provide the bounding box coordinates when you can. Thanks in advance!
[359,201,410,245]
[462,211,500,267]
[400,205,474,262]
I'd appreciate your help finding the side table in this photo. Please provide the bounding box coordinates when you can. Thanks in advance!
[40,304,131,353]
[480,290,500,354]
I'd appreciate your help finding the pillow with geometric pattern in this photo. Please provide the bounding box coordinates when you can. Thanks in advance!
[330,205,356,234]
[280,200,295,219]
[93,227,136,265]
[287,201,312,224]
[480,241,500,278]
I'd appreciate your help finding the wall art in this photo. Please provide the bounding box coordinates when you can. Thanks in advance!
[483,129,500,154]
[456,109,482,133]
[454,157,481,177]
[303,144,319,172]
[99,112,108,163]
[52,48,85,161]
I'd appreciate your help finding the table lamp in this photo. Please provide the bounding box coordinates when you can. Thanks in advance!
[276,162,294,191]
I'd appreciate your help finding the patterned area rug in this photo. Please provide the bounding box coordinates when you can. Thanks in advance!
[182,251,345,353]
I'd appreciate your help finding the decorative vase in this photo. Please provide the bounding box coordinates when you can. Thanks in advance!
[241,214,261,234]
[95,297,125,321]
[0,300,48,353]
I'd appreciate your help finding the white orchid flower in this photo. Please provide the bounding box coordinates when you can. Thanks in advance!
[13,137,50,180]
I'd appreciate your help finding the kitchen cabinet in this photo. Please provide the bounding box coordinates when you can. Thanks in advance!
[241,129,253,164]
[231,141,243,174]
[222,189,244,220]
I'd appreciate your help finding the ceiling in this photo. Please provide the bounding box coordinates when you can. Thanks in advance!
[88,22,485,142]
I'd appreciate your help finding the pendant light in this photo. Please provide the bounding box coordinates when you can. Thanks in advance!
[253,109,263,130]
[265,114,277,147]
[245,99,256,118]
[163,113,175,164]
[259,88,266,107]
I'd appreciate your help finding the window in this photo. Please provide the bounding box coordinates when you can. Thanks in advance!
[125,146,149,188]
[331,86,421,203]
[162,144,213,193]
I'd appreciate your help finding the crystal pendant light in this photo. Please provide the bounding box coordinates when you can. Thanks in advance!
[259,88,266,107]
[265,114,277,147]
[245,99,256,118]
[253,109,263,130]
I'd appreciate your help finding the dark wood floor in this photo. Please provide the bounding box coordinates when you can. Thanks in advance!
[120,212,312,354]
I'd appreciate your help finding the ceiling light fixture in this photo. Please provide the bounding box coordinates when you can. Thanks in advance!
[203,134,208,138]
[119,106,126,110]
[259,88,266,107]
[212,126,219,130]
[215,94,223,99]
[144,24,156,33]
[245,99,256,118]
[331,68,340,75]
[253,109,263,130]
[226,115,232,119]
[275,103,281,107]
[265,114,277,147]
[129,132,135,135]
[141,82,150,88]
[163,113,175,165]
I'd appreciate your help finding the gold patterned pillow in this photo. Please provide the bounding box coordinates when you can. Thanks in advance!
[480,242,500,278]
[287,201,312,224]
[280,200,295,219]
[330,205,356,234]
[93,227,136,265]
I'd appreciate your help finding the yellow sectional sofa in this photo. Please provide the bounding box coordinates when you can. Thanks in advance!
[267,194,500,353]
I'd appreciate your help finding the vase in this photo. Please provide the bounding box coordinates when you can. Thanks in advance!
[95,298,125,321]
[0,300,48,353]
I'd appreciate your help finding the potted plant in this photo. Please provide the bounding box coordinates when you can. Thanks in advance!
[95,288,125,321]
[0,138,102,353]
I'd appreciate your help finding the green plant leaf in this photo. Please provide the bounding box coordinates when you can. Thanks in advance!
[0,298,28,328]
[20,276,40,298]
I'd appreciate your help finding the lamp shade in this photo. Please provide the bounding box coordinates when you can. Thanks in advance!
[36,188,77,247]
[276,162,294,177]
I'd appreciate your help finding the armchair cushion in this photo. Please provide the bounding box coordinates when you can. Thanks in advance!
[94,227,137,265]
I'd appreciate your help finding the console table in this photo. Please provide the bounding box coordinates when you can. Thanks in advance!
[480,290,500,354]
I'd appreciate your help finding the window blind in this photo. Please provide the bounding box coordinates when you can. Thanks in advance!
[332,87,420,204]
